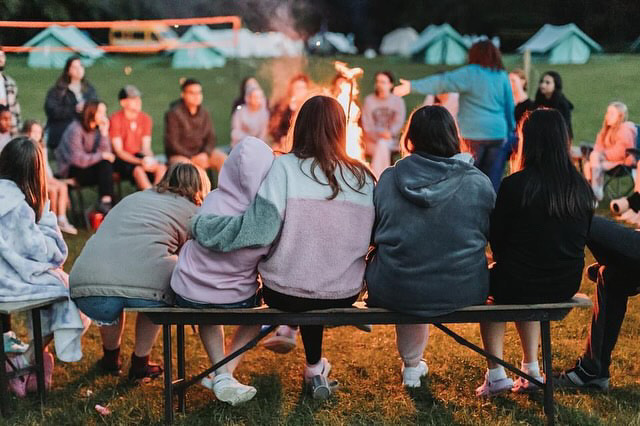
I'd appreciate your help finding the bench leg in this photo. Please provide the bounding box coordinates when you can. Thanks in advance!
[541,321,555,426]
[176,324,186,414]
[32,308,46,405]
[163,324,174,425]
[0,315,9,417]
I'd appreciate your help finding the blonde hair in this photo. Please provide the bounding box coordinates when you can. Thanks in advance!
[600,101,628,148]
[510,68,528,91]
[155,162,211,206]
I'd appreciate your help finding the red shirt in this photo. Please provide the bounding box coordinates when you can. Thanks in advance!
[109,110,152,155]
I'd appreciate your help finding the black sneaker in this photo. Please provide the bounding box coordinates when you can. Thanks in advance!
[97,356,122,376]
[96,200,113,215]
[555,359,609,391]
[128,360,163,381]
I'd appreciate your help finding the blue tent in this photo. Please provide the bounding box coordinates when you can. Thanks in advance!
[171,26,226,69]
[409,24,468,65]
[23,26,103,68]
[518,24,602,64]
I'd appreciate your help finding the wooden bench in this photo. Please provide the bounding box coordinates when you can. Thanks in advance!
[131,294,592,425]
[0,297,66,417]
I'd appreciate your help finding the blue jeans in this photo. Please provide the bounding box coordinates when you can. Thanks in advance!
[174,291,262,309]
[466,139,505,191]
[75,296,168,325]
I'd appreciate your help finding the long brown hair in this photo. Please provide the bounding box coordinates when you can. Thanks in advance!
[468,40,504,71]
[0,137,48,221]
[55,56,87,90]
[155,162,211,206]
[81,100,103,132]
[291,95,374,200]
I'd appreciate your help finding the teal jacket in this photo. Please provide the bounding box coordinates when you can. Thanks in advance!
[411,64,515,141]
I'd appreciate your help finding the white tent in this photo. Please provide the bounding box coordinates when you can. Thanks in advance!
[307,32,357,55]
[380,27,419,56]
[461,35,501,49]
[206,28,303,58]
[518,24,602,64]
[171,26,226,69]
[409,24,468,65]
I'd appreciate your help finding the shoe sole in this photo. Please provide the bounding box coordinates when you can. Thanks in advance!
[263,338,296,354]
[215,386,257,406]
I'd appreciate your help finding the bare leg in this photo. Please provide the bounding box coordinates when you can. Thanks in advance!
[635,161,640,193]
[132,165,153,190]
[57,182,70,217]
[515,321,540,364]
[209,149,227,172]
[480,321,506,369]
[99,311,126,351]
[153,163,168,184]
[133,313,162,357]
[48,187,59,216]
[395,324,429,368]
[199,324,229,375]
[225,325,261,374]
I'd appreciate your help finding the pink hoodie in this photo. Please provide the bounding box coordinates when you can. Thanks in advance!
[170,137,274,304]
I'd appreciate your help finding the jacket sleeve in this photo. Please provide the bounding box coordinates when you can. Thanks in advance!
[44,88,75,121]
[203,114,217,155]
[190,160,286,252]
[410,67,472,95]
[164,110,191,158]
[68,127,102,168]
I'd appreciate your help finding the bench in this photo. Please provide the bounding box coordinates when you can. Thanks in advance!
[131,294,592,425]
[0,297,66,417]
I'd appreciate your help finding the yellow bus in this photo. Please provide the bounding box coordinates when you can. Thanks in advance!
[108,24,179,52]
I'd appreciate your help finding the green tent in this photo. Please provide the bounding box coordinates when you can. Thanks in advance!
[171,26,226,69]
[23,25,103,68]
[409,24,468,65]
[518,24,602,64]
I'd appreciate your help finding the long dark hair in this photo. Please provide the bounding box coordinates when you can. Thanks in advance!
[468,40,504,71]
[534,71,565,107]
[516,109,594,219]
[231,77,255,114]
[55,56,86,90]
[404,105,461,157]
[291,95,374,200]
[0,137,47,222]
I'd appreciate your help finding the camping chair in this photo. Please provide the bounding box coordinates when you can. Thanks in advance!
[580,124,640,201]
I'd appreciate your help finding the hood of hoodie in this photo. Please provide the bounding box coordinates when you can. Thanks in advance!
[0,179,25,217]
[393,152,476,208]
[200,137,274,216]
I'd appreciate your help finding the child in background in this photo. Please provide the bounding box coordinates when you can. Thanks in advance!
[23,120,77,235]
[171,136,274,405]
[0,105,11,152]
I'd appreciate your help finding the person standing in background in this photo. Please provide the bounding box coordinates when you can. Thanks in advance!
[0,47,22,135]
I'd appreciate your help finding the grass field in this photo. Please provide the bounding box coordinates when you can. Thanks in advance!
[3,54,640,425]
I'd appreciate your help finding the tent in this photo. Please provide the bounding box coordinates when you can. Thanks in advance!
[307,32,357,55]
[380,27,419,56]
[23,25,103,68]
[171,26,226,69]
[517,24,602,64]
[409,24,468,65]
[206,28,303,58]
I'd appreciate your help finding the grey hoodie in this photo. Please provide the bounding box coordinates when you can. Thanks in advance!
[366,152,495,317]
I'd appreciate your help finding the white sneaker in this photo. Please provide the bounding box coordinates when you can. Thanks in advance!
[212,373,257,406]
[263,325,298,354]
[402,360,428,388]
[475,371,514,397]
[200,372,215,390]
[58,216,78,235]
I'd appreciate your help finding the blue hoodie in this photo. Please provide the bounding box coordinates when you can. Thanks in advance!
[411,64,515,141]
[366,152,495,316]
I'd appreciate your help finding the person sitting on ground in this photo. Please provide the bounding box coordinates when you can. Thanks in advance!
[0,104,11,152]
[362,71,406,178]
[534,71,574,140]
[556,216,640,391]
[230,77,261,115]
[584,102,637,201]
[366,105,495,388]
[70,163,210,381]
[230,86,269,147]
[54,100,115,214]
[268,73,311,151]
[164,78,226,172]
[110,85,167,190]
[44,56,98,150]
[0,137,89,364]
[191,96,375,400]
[477,109,595,396]
[23,119,76,235]
[171,137,274,405]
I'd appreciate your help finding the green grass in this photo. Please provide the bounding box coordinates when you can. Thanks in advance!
[3,54,640,425]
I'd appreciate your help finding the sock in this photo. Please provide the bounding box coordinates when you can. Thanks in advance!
[628,192,640,212]
[522,360,540,377]
[102,346,120,368]
[131,353,149,371]
[488,366,507,382]
[57,215,65,221]
[305,359,325,376]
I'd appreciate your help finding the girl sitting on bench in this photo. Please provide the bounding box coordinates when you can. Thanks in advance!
[477,109,595,396]
[191,96,376,401]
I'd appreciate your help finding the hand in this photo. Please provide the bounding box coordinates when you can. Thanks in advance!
[393,79,411,97]
[75,102,85,113]
[142,156,156,172]
[101,152,116,163]
[98,120,109,136]
[191,152,210,169]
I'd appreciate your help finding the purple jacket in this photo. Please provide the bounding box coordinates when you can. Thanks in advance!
[170,137,274,304]
[54,120,111,178]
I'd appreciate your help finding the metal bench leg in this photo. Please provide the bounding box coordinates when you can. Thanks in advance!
[541,321,555,426]
[176,324,186,414]
[0,315,9,417]
[32,308,46,405]
[163,324,174,425]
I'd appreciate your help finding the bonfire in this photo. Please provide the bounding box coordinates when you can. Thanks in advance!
[333,61,366,162]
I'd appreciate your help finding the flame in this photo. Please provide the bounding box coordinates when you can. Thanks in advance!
[333,61,365,162]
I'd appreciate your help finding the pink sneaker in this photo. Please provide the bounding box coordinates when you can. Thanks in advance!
[475,371,514,397]
[263,326,297,354]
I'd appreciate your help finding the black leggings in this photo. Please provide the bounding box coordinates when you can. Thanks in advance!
[70,160,114,198]
[263,286,358,365]
[1,314,10,333]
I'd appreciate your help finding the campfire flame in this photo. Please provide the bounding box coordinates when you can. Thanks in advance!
[333,61,366,162]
